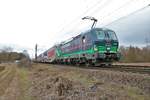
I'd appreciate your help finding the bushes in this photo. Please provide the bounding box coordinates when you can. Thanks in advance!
[119,46,150,62]
[18,58,31,67]
[0,52,26,62]
[0,51,31,67]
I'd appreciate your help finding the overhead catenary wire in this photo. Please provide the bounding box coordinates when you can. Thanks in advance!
[67,0,113,30]
[87,0,114,16]
[67,0,112,31]
[57,0,108,35]
[89,0,149,26]
[58,0,150,33]
[58,0,134,36]
[57,0,150,40]
[105,2,150,27]
[57,0,112,39]
[98,0,135,26]
[102,0,132,17]
[101,0,150,26]
[77,0,150,28]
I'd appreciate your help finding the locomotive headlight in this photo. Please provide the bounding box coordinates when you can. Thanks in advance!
[107,47,110,50]
[94,45,98,51]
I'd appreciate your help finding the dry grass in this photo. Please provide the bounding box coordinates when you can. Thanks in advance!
[0,63,150,100]
[0,63,34,100]
[29,64,150,100]
[16,67,33,100]
[0,66,16,96]
[0,65,5,72]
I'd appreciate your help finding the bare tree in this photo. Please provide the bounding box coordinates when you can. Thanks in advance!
[18,50,31,67]
[1,46,13,53]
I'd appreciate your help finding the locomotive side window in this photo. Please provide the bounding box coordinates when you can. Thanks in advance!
[107,31,117,40]
[96,30,105,40]
[82,36,86,43]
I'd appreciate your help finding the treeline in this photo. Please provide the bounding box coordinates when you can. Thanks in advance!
[119,46,150,62]
[0,47,27,63]
[0,52,26,62]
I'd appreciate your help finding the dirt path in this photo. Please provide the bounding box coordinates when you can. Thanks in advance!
[0,63,32,100]
[1,73,20,100]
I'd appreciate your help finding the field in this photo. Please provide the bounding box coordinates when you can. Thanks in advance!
[0,63,150,100]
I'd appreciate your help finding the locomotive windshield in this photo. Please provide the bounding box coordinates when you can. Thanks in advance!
[107,31,118,40]
[95,30,105,40]
[95,30,117,40]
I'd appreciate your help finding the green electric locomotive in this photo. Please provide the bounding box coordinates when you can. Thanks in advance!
[37,17,120,66]
[53,28,120,66]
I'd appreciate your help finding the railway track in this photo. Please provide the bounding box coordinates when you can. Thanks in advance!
[35,62,150,75]
[99,65,150,75]
[76,64,150,75]
[44,63,150,75]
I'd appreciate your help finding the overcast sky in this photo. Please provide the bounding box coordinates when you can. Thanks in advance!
[0,0,150,57]
[106,5,150,46]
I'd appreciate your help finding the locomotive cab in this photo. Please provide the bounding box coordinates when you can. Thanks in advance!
[92,28,120,62]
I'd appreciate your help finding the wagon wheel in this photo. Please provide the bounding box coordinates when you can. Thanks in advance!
[85,60,91,67]
[75,62,80,66]
[104,63,112,67]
